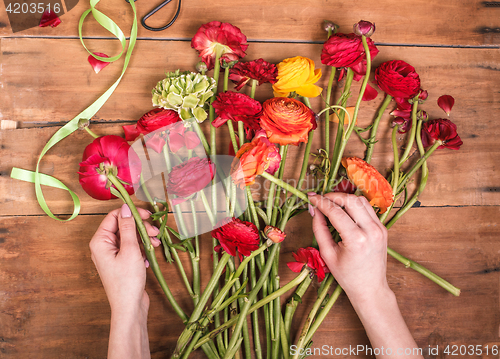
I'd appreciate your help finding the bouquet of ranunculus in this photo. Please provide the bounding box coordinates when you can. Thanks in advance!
[18,18,462,359]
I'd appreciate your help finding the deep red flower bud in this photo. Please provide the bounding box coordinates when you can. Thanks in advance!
[421,118,463,150]
[166,157,215,205]
[375,60,421,99]
[211,217,260,258]
[418,89,429,103]
[353,20,375,37]
[264,225,286,244]
[417,110,428,121]
[437,95,455,115]
[332,178,356,194]
[78,135,142,200]
[287,247,330,282]
[392,117,412,134]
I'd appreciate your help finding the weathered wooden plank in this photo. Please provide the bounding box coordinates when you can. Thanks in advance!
[0,0,499,46]
[0,207,498,357]
[1,114,497,217]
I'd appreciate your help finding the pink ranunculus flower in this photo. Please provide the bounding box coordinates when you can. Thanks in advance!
[78,135,142,200]
[191,21,248,71]
[166,157,215,205]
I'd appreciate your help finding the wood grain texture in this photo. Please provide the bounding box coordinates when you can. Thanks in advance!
[0,0,499,46]
[0,207,498,358]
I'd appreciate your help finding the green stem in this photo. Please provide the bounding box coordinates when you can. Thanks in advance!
[194,268,309,350]
[326,68,354,190]
[283,275,313,344]
[227,119,239,154]
[246,186,260,229]
[386,247,460,296]
[84,126,99,139]
[397,140,440,193]
[269,145,288,226]
[107,174,188,322]
[292,275,334,359]
[364,94,393,163]
[222,244,280,358]
[261,172,309,204]
[303,284,343,345]
[324,67,336,156]
[192,121,211,154]
[249,257,263,359]
[398,99,419,166]
[190,201,201,306]
[391,126,400,198]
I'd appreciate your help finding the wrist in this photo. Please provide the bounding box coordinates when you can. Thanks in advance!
[346,283,395,313]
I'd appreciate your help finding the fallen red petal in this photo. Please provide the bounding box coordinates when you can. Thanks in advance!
[39,10,61,28]
[88,52,111,74]
[362,84,378,101]
[437,95,455,115]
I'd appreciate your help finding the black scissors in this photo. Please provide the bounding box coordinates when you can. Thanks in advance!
[126,0,182,31]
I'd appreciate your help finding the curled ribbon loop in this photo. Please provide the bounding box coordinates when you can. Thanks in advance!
[10,0,138,221]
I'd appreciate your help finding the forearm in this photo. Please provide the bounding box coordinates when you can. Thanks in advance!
[109,306,151,359]
[349,287,423,359]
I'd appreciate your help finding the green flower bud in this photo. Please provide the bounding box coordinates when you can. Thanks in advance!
[152,70,217,122]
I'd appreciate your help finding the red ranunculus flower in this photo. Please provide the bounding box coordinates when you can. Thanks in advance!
[123,108,181,141]
[260,97,317,146]
[287,247,329,282]
[229,58,278,91]
[191,21,248,71]
[211,217,260,258]
[321,33,379,69]
[78,135,141,200]
[231,130,281,188]
[212,91,262,138]
[421,118,463,150]
[375,60,421,99]
[167,157,215,205]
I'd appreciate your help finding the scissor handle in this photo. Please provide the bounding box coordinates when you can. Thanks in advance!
[140,0,182,32]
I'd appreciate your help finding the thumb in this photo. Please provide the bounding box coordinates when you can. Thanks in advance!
[309,195,338,267]
[118,204,140,254]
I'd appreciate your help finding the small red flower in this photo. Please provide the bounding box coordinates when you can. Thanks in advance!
[332,178,356,194]
[123,108,181,141]
[211,217,260,258]
[212,91,262,137]
[437,95,455,115]
[191,21,248,70]
[88,52,110,74]
[167,157,215,205]
[321,33,379,69]
[229,58,278,91]
[287,247,329,282]
[39,9,61,28]
[375,60,421,99]
[78,135,141,200]
[421,118,463,150]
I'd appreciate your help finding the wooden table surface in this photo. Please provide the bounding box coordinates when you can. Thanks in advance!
[1,0,499,358]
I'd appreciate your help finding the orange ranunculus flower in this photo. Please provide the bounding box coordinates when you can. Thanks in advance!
[272,56,323,98]
[260,97,317,146]
[341,157,393,213]
[231,130,281,188]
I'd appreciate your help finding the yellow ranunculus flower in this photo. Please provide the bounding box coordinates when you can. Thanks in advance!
[272,56,323,98]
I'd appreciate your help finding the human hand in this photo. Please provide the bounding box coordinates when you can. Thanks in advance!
[89,204,161,315]
[308,193,390,303]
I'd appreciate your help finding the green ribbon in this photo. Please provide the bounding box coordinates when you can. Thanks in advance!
[10,0,138,221]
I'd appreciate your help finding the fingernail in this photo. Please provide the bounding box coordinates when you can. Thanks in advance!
[307,192,317,197]
[146,210,153,215]
[308,203,315,217]
[145,260,150,268]
[121,204,132,218]
[152,226,160,233]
